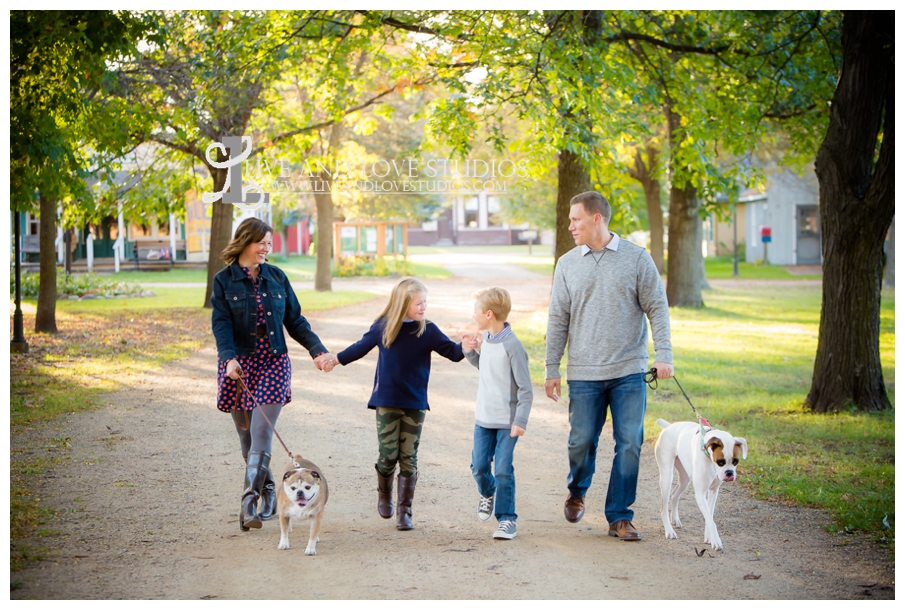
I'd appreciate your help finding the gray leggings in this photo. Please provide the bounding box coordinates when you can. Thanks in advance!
[234,403,284,458]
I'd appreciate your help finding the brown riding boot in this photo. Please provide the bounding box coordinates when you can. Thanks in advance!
[396,472,418,530]
[376,464,394,519]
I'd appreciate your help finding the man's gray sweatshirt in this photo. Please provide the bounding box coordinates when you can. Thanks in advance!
[545,234,672,381]
[465,329,533,429]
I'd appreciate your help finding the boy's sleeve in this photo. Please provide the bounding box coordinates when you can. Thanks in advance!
[464,348,480,369]
[508,337,534,429]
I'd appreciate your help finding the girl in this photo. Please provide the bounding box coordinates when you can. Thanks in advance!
[211,217,333,531]
[323,277,466,530]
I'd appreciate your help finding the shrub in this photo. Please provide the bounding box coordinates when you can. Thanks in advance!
[332,255,411,278]
[11,270,142,299]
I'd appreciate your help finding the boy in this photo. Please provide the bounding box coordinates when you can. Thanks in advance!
[463,287,533,540]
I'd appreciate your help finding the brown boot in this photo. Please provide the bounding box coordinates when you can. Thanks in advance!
[396,472,418,530]
[376,464,394,519]
[608,519,642,541]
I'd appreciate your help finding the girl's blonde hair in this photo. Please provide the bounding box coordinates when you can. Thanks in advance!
[379,277,427,347]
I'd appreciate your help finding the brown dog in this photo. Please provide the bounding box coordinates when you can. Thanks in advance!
[276,455,328,555]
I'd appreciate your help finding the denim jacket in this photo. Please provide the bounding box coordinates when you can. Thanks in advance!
[211,261,327,361]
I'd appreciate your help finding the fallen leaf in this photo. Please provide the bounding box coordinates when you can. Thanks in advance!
[743,573,762,580]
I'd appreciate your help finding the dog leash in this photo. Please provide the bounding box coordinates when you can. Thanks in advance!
[235,373,300,468]
[644,368,712,457]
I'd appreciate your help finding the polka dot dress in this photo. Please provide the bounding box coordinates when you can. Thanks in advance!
[216,266,292,413]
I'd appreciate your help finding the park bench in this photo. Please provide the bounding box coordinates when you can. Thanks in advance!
[132,240,185,270]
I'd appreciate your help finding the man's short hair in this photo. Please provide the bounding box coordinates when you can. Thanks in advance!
[570,191,611,224]
[472,287,512,322]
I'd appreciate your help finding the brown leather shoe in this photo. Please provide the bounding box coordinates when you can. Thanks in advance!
[608,519,642,541]
[564,495,585,523]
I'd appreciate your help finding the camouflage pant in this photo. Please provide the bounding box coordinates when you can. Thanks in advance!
[375,407,426,478]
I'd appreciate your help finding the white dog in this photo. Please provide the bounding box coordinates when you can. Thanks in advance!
[654,419,748,551]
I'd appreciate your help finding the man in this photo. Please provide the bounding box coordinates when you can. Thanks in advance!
[545,191,673,541]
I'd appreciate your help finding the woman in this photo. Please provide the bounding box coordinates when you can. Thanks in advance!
[211,217,332,530]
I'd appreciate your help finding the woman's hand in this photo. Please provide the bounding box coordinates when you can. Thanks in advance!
[226,359,242,380]
[314,353,336,372]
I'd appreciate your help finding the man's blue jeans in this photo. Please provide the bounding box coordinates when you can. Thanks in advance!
[471,425,519,522]
[567,373,646,523]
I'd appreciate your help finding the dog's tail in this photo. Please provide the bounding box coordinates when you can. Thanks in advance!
[656,418,671,429]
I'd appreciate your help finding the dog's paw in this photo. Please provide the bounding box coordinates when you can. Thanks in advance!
[278,541,290,550]
[304,544,317,556]
[673,517,683,529]
[710,538,723,552]
[664,529,678,540]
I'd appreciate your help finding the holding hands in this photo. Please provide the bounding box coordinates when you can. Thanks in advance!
[314,353,338,373]
[461,332,481,352]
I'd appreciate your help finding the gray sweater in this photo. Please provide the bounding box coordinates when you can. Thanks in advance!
[465,330,533,429]
[545,235,672,381]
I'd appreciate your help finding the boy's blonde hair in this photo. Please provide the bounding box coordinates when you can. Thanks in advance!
[473,287,511,322]
[379,277,427,347]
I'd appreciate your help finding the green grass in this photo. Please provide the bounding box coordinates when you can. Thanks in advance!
[516,285,895,553]
[42,287,377,313]
[107,255,451,283]
[703,255,822,279]
[508,252,824,279]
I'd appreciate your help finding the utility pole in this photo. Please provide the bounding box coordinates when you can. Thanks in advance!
[11,210,29,353]
[732,204,739,277]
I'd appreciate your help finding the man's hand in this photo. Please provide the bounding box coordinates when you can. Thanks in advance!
[510,425,526,438]
[653,362,674,379]
[545,378,561,402]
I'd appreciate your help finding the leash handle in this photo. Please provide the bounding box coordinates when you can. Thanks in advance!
[644,367,712,429]
[236,374,294,463]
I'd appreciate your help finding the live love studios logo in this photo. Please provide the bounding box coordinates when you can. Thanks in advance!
[205,135,530,208]
[203,136,270,211]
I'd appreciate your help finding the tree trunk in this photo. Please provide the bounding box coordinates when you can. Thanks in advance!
[629,143,665,273]
[806,11,894,413]
[313,182,334,292]
[884,217,894,287]
[35,193,58,333]
[203,165,230,308]
[665,184,704,307]
[554,148,591,262]
[664,102,704,307]
[551,11,598,265]
[314,124,343,291]
[281,224,290,257]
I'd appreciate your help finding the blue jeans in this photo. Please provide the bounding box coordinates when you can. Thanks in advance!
[567,374,646,523]
[471,425,519,522]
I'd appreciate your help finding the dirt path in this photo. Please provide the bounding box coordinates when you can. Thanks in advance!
[11,260,893,600]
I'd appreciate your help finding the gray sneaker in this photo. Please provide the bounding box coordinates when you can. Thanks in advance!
[493,520,517,539]
[477,495,494,521]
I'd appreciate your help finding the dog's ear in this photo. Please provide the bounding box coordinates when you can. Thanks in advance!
[734,437,748,460]
[311,471,320,479]
[283,471,295,481]
[705,437,723,456]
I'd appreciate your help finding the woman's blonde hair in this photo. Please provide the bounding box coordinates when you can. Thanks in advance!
[220,217,274,264]
[378,277,427,347]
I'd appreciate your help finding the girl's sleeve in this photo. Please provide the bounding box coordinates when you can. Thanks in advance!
[430,324,465,362]
[336,320,382,365]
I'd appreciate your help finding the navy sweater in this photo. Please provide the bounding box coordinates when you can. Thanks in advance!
[336,319,465,410]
